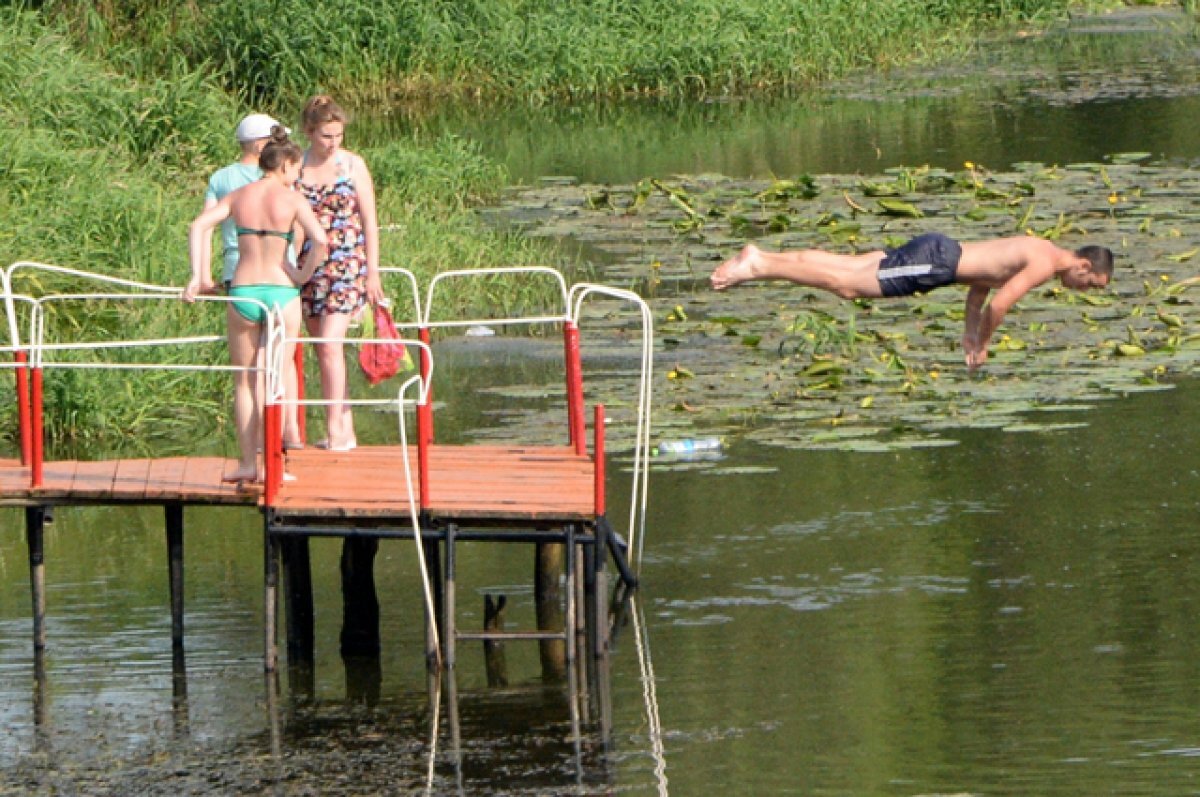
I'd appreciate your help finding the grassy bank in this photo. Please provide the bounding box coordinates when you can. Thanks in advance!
[0,8,557,447]
[38,0,1132,105]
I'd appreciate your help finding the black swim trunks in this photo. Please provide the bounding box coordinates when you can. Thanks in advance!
[877,233,962,297]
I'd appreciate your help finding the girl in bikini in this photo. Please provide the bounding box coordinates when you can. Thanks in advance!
[185,127,329,482]
[296,95,384,451]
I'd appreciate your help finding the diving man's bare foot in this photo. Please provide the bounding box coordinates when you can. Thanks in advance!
[710,244,762,291]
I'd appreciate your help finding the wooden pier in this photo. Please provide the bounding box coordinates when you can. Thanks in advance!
[1,263,652,687]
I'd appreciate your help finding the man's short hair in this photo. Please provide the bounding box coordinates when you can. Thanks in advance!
[1076,245,1114,278]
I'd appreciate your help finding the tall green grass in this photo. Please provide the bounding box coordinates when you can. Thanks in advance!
[0,7,570,447]
[35,0,1119,105]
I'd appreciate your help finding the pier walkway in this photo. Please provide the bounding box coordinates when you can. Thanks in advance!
[1,262,652,685]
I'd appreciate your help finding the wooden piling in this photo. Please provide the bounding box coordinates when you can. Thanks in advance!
[536,540,566,680]
[165,503,184,648]
[339,536,381,658]
[25,506,46,651]
[282,537,315,662]
[263,530,280,672]
[422,532,443,669]
[484,594,509,687]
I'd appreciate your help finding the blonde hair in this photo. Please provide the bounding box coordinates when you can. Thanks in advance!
[301,94,349,135]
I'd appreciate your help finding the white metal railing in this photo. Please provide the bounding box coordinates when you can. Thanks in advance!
[420,266,571,330]
[30,293,263,370]
[568,283,654,572]
[379,266,423,328]
[3,261,182,363]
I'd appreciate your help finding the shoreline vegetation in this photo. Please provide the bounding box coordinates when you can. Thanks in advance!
[0,0,1179,444]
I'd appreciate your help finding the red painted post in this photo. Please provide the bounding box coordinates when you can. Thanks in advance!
[15,351,30,466]
[263,402,282,506]
[293,341,306,443]
[564,321,585,455]
[417,411,430,511]
[415,326,434,506]
[417,327,433,448]
[30,366,43,488]
[593,404,606,516]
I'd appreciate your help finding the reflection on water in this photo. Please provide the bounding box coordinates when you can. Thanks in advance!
[372,9,1200,183]
[6,375,1200,793]
[636,380,1200,795]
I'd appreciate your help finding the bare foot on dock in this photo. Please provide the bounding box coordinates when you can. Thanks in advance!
[710,244,762,290]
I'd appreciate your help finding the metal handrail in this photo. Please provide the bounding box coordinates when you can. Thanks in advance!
[421,266,570,328]
[567,284,654,572]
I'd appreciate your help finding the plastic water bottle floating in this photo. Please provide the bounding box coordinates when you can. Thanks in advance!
[655,437,723,456]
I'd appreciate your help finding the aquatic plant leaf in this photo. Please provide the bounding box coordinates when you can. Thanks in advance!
[1156,308,1183,328]
[1108,152,1152,164]
[755,176,820,203]
[767,213,792,232]
[974,186,1011,200]
[1074,293,1113,307]
[876,199,924,218]
[859,181,900,197]
[801,360,842,377]
[995,337,1027,351]
[1166,248,1199,262]
[1002,422,1090,433]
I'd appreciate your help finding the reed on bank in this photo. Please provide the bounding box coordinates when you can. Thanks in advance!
[0,8,561,447]
[36,0,1125,106]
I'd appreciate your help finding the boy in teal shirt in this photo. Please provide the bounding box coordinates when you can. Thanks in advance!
[196,113,289,291]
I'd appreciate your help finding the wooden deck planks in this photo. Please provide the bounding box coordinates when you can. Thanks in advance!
[68,461,119,499]
[144,457,188,501]
[274,444,596,520]
[0,444,595,520]
[112,459,153,500]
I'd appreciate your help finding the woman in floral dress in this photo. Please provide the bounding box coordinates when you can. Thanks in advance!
[297,95,384,450]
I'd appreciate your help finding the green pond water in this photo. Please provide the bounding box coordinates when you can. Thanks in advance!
[5,8,1200,795]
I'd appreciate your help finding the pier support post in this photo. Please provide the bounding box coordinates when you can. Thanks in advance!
[421,528,443,669]
[165,503,184,648]
[339,536,380,658]
[590,520,609,664]
[282,538,315,663]
[535,541,566,680]
[26,505,47,651]
[444,524,458,669]
[483,594,508,687]
[264,528,280,672]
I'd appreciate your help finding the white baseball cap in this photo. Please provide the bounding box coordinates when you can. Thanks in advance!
[235,113,289,142]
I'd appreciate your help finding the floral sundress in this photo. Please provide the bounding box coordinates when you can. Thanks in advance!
[298,156,368,316]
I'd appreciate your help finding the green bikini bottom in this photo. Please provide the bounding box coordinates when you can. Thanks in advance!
[228,284,300,324]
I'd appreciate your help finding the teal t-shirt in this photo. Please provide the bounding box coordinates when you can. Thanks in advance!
[205,163,262,283]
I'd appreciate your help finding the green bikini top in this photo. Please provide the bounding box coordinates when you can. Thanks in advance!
[235,226,294,243]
